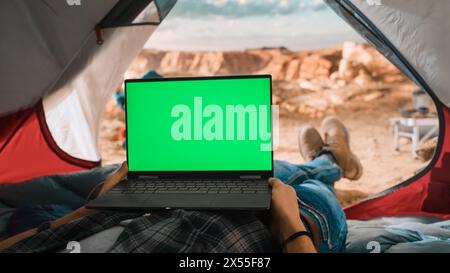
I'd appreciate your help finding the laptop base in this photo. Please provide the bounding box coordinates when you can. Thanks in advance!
[87,179,271,211]
[87,193,271,210]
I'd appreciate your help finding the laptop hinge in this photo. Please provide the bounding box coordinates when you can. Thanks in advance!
[239,175,263,179]
[129,175,159,179]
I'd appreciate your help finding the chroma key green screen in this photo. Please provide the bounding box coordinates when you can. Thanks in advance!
[125,76,272,172]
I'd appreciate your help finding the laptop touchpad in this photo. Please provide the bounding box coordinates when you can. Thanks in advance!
[143,194,214,208]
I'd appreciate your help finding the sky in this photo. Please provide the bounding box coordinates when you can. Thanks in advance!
[145,0,364,51]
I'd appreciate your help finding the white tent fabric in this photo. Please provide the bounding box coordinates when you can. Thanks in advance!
[349,0,450,106]
[43,25,157,161]
[0,0,119,115]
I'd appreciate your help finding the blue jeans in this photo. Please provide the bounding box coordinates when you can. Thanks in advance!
[274,154,347,252]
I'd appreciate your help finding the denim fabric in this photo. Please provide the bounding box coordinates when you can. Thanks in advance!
[274,154,347,252]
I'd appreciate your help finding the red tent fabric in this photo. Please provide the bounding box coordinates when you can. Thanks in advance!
[345,106,450,220]
[0,102,99,185]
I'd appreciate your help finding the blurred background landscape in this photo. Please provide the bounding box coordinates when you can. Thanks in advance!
[99,0,438,207]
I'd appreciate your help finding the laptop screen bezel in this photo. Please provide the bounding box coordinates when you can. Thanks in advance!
[125,74,274,179]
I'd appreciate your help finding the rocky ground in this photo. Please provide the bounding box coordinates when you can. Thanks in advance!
[100,42,437,207]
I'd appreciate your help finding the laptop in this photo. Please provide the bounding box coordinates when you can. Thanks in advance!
[87,75,273,210]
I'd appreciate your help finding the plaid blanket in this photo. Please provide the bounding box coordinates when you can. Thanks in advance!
[4,210,277,253]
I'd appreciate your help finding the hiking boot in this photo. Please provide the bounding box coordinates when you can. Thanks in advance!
[321,116,363,180]
[298,125,324,162]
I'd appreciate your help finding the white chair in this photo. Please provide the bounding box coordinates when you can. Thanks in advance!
[390,117,439,157]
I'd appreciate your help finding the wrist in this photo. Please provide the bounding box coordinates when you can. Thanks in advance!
[280,218,306,241]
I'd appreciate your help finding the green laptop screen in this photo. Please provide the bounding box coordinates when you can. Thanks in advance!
[126,77,272,172]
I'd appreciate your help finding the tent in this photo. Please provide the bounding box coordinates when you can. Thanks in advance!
[0,0,176,184]
[0,0,448,221]
[325,0,450,220]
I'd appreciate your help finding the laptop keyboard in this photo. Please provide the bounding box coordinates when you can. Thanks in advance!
[111,179,269,194]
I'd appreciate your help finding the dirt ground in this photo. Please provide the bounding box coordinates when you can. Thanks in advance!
[274,84,435,206]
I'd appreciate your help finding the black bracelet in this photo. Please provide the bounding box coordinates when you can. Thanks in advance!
[281,231,313,250]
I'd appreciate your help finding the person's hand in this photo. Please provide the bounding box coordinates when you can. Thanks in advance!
[268,178,306,244]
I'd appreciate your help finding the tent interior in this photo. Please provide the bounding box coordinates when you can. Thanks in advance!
[0,0,449,252]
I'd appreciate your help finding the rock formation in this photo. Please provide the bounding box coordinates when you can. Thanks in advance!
[123,42,409,117]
